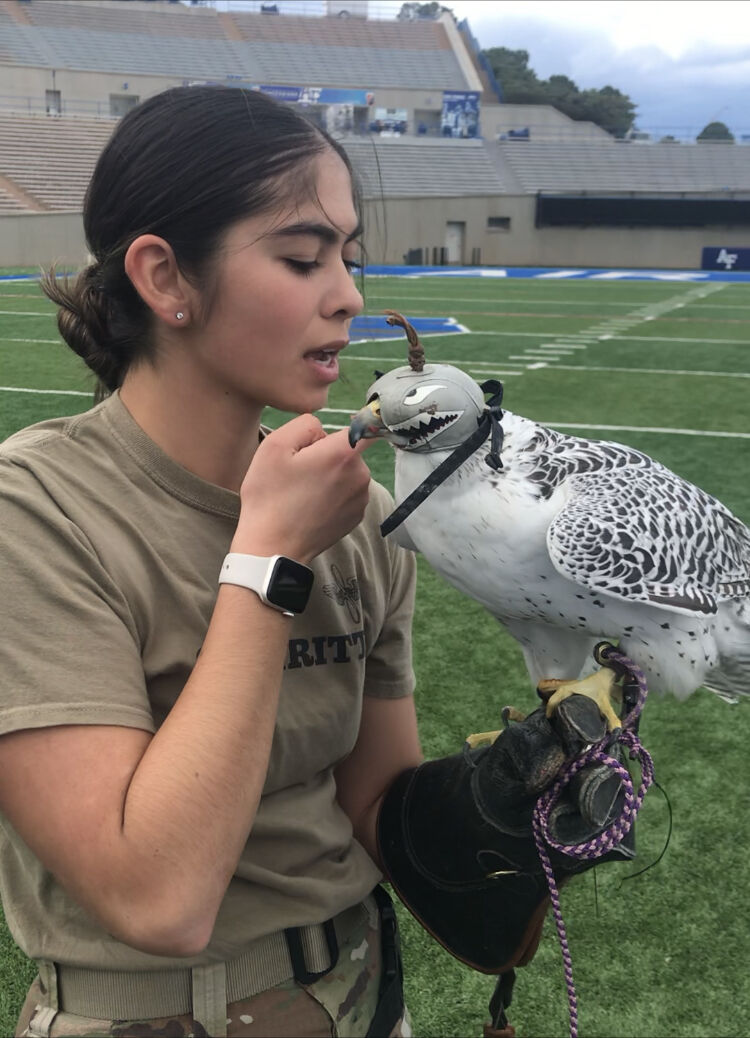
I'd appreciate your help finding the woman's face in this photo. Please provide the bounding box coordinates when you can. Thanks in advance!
[183,149,364,417]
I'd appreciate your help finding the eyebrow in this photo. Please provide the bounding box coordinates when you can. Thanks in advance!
[270,220,363,246]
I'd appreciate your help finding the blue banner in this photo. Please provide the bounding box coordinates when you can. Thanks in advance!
[187,81,373,106]
[256,85,371,106]
[702,246,750,271]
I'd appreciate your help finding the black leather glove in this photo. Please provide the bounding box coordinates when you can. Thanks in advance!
[377,694,635,975]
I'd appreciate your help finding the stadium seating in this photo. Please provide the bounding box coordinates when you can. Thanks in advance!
[0,110,502,211]
[0,113,114,210]
[21,0,228,38]
[0,181,26,212]
[0,3,470,91]
[494,140,750,194]
[343,138,505,198]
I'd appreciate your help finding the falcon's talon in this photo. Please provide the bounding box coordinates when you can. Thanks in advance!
[542,668,623,733]
[465,729,503,749]
[501,705,527,727]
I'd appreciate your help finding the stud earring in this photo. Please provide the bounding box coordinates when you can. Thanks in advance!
[175,311,185,320]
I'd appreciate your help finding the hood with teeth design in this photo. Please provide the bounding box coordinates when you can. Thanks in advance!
[360,363,486,452]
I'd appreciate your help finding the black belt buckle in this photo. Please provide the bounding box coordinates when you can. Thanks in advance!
[284,918,339,986]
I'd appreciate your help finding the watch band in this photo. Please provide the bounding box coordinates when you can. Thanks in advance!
[218,553,313,617]
[219,553,273,594]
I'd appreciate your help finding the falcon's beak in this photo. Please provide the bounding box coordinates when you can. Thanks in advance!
[348,399,386,447]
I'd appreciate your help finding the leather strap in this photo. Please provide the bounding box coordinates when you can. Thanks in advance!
[380,380,505,537]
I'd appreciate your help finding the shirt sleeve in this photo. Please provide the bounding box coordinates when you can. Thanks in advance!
[0,459,155,737]
[361,482,417,700]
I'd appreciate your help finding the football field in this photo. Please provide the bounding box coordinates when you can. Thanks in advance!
[1,270,749,1037]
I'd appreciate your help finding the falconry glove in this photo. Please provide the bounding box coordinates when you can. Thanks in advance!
[377,693,635,975]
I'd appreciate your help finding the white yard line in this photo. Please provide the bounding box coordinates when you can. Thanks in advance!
[365,294,662,307]
[532,363,750,379]
[0,385,89,396]
[343,354,524,371]
[344,354,749,378]
[0,310,51,317]
[466,368,525,377]
[544,422,750,439]
[2,337,61,345]
[7,390,744,439]
[509,352,576,360]
[320,420,750,438]
[458,330,748,345]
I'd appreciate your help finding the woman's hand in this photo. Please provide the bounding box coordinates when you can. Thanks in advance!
[232,415,374,563]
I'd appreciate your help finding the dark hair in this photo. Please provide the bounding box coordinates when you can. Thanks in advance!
[43,86,358,392]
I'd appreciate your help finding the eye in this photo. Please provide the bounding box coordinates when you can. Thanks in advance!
[284,259,320,277]
[344,258,362,275]
[404,384,447,405]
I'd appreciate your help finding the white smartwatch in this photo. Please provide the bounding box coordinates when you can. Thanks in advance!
[218,553,314,617]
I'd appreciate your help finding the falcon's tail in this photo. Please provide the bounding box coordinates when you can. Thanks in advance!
[703,661,750,705]
[706,601,750,704]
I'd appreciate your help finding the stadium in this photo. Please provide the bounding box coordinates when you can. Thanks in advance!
[0,2,749,1037]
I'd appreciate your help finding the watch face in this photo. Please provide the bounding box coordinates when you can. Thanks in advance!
[266,557,314,614]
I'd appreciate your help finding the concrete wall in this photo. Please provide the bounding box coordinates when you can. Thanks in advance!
[0,211,87,268]
[481,104,611,142]
[0,62,458,130]
[1,202,742,273]
[362,194,743,270]
[0,66,186,117]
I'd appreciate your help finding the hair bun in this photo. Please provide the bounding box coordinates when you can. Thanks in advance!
[41,264,123,391]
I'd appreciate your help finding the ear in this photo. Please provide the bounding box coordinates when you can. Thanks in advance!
[124,234,195,327]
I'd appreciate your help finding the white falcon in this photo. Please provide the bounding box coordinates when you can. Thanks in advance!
[349,315,750,709]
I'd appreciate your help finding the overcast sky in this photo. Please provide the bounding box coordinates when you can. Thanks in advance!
[431,0,750,138]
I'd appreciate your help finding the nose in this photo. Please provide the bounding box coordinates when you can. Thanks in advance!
[324,261,364,320]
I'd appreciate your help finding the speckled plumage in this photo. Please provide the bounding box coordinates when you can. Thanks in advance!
[353,364,750,701]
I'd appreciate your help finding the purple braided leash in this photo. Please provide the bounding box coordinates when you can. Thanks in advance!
[531,646,655,1038]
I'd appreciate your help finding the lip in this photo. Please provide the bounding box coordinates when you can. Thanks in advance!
[303,341,348,385]
[303,339,349,356]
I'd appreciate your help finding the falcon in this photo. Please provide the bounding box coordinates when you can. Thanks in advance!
[349,313,750,711]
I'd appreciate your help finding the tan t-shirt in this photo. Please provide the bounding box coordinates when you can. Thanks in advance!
[0,393,416,971]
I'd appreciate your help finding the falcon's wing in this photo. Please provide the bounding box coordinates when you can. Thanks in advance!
[547,467,750,616]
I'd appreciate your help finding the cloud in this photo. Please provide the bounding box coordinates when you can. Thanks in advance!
[463,10,750,137]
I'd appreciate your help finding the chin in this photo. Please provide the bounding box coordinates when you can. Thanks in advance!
[275,390,331,417]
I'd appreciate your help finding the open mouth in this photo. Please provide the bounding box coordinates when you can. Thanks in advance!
[306,348,339,366]
[391,412,460,446]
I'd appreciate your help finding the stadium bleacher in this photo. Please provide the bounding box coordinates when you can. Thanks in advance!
[0,2,470,89]
[494,140,750,195]
[0,180,27,212]
[0,113,113,210]
[345,137,504,198]
[21,0,228,38]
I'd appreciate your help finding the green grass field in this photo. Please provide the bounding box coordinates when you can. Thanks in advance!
[1,270,749,1037]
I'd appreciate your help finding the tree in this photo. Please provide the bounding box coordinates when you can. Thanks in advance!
[398,1,454,19]
[483,47,636,137]
[697,121,734,142]
[482,48,546,104]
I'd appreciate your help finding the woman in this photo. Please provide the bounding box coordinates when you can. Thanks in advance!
[0,85,421,1037]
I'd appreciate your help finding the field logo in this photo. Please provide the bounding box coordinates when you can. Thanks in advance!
[716,248,738,270]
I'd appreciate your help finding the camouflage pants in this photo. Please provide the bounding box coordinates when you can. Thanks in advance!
[16,898,409,1038]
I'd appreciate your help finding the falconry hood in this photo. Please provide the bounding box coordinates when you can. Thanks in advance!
[349,362,486,453]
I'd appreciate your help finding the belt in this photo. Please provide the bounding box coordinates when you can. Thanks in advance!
[51,896,373,1022]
